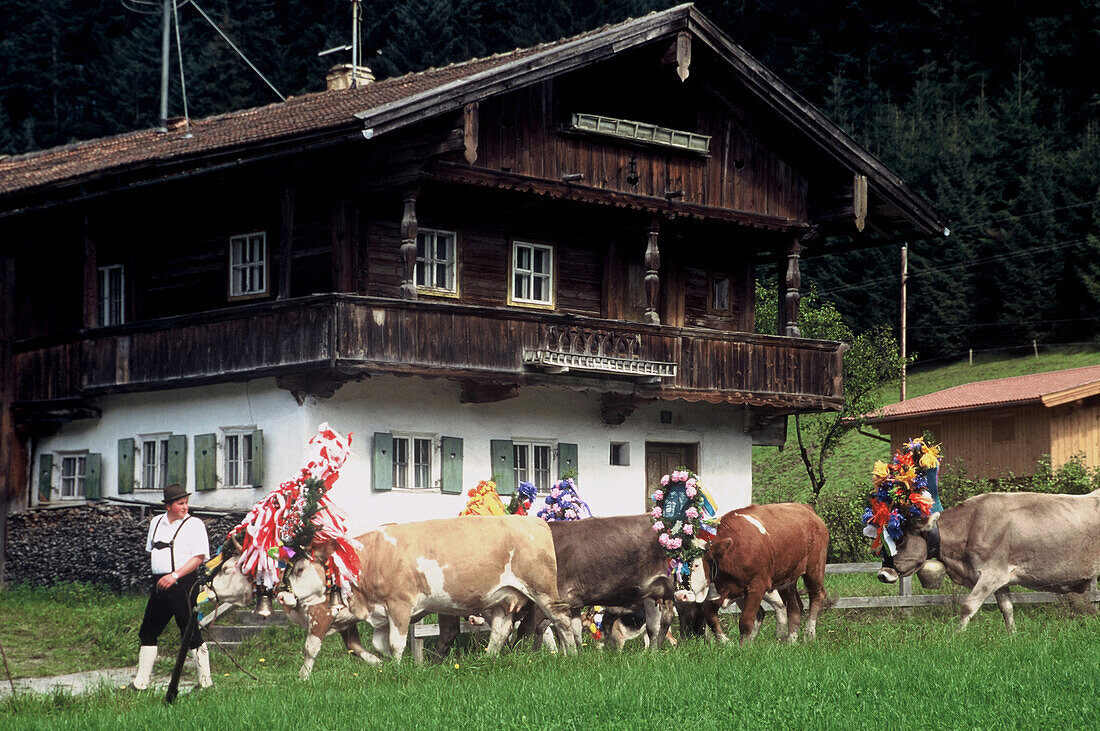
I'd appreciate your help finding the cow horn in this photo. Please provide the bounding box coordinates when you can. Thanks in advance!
[918,511,942,533]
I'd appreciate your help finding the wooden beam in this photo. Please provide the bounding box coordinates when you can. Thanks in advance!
[400,190,419,300]
[676,32,691,82]
[460,380,519,404]
[644,221,661,325]
[83,215,97,328]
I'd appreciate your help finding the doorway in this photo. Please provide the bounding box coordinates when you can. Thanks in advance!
[644,442,699,510]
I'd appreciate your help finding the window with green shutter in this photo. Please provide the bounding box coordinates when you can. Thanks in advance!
[558,443,579,479]
[117,438,135,494]
[372,433,393,491]
[85,454,102,500]
[195,434,217,491]
[166,435,187,487]
[490,440,515,495]
[38,454,53,502]
[440,436,463,494]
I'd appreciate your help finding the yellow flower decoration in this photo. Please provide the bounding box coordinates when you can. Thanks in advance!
[872,461,890,487]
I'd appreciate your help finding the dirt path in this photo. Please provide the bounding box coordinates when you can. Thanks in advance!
[0,667,200,698]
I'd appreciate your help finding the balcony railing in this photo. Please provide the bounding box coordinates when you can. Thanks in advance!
[13,294,844,412]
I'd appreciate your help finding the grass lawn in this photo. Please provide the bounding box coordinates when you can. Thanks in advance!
[3,597,1099,729]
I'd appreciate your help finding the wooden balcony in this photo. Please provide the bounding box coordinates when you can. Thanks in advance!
[12,294,844,422]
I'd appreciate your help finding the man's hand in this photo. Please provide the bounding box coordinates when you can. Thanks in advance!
[157,571,179,591]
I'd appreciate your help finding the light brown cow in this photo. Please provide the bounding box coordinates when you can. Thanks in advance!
[679,503,829,644]
[892,489,1100,632]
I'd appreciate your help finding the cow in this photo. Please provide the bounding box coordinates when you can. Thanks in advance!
[212,515,574,677]
[580,602,677,650]
[890,489,1100,632]
[513,515,681,650]
[678,503,829,644]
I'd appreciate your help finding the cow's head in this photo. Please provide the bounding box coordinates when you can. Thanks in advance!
[283,539,340,608]
[891,511,941,579]
[208,555,256,607]
[674,538,729,603]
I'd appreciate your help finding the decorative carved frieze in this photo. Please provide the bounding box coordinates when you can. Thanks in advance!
[523,325,676,379]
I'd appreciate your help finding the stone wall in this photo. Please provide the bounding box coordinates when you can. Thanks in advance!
[5,504,242,593]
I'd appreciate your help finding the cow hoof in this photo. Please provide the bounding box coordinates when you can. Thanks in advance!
[917,560,945,589]
[877,567,899,584]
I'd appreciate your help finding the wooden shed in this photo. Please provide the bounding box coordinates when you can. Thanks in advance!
[865,365,1100,479]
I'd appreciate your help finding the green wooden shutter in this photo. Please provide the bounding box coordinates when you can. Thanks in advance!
[117,438,135,494]
[372,432,393,491]
[490,440,515,495]
[440,436,463,494]
[250,429,264,488]
[38,454,53,502]
[194,434,217,492]
[558,442,579,479]
[166,434,187,487]
[85,453,102,500]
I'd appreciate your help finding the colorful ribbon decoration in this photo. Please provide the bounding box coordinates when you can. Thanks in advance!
[862,436,942,556]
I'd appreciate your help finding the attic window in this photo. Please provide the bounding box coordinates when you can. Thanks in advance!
[568,113,710,155]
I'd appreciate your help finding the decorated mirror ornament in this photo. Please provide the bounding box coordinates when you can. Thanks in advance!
[650,469,718,589]
[221,424,362,610]
[862,436,942,557]
[536,478,592,521]
[507,481,538,516]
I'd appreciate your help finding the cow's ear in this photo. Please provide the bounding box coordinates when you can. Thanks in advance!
[708,537,734,561]
[915,511,941,533]
[312,539,339,562]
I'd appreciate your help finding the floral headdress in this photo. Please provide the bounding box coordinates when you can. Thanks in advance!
[536,478,592,521]
[459,479,509,516]
[507,481,539,516]
[222,424,361,601]
[862,437,942,556]
[651,469,718,587]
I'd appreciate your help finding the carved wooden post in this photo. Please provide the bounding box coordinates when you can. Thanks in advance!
[644,222,661,325]
[783,237,802,337]
[400,190,419,300]
[83,215,97,328]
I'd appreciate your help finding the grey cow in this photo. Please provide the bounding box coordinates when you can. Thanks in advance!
[892,489,1100,632]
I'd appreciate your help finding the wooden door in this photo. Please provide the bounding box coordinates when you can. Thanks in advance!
[644,442,698,510]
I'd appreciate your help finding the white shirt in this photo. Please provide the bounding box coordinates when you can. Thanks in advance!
[146,513,210,576]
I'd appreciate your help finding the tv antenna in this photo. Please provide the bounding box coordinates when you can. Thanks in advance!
[318,0,374,88]
[122,0,285,135]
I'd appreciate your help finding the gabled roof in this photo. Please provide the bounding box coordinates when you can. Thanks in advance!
[0,3,946,236]
[865,364,1100,422]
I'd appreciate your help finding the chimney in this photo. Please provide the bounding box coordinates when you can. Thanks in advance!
[326,64,375,91]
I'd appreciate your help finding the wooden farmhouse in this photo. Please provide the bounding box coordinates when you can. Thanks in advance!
[0,4,946,528]
[865,365,1100,479]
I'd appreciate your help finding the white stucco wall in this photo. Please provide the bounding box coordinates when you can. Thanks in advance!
[28,375,754,532]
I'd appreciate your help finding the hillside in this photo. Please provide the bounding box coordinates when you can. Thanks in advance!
[751,346,1100,504]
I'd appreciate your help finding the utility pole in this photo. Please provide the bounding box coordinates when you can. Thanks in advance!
[900,244,908,401]
[158,0,171,132]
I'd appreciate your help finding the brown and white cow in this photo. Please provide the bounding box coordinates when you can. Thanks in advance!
[679,503,829,644]
[513,515,680,650]
[212,515,573,677]
[891,489,1100,632]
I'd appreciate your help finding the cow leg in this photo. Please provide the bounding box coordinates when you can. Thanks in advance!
[802,570,827,642]
[369,609,392,656]
[761,589,790,641]
[702,600,730,644]
[340,624,383,666]
[300,608,335,680]
[994,587,1016,634]
[643,598,666,650]
[570,610,584,649]
[958,571,1010,631]
[432,615,460,661]
[385,605,412,661]
[738,584,772,644]
[526,593,576,655]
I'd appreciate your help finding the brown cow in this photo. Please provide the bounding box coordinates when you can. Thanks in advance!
[679,503,829,644]
[891,490,1100,632]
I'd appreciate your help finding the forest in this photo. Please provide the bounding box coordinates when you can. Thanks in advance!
[0,0,1097,362]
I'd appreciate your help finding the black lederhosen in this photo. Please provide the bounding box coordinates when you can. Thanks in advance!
[138,571,202,649]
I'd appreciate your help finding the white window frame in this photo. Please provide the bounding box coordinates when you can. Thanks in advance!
[97,264,125,326]
[59,452,88,500]
[139,433,172,491]
[415,228,458,295]
[509,241,555,308]
[391,433,435,489]
[228,232,268,300]
[513,440,554,492]
[222,428,257,488]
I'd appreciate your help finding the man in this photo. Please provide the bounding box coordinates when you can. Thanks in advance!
[128,482,212,691]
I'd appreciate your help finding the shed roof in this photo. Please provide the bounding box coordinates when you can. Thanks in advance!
[865,364,1100,422]
[0,4,946,236]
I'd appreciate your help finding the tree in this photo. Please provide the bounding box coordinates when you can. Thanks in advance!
[756,280,908,506]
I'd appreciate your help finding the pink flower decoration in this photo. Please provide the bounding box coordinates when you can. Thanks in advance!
[685,507,699,519]
[652,490,664,502]
[660,475,670,486]
[653,522,663,532]
[686,478,697,489]
[651,507,663,519]
[683,523,695,535]
[686,485,697,498]
[669,537,682,549]
[658,533,670,546]
[550,488,561,498]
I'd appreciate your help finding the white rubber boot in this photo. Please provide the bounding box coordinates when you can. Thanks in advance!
[192,643,214,688]
[129,645,158,690]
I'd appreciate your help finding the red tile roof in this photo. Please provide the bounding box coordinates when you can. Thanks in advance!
[865,364,1100,421]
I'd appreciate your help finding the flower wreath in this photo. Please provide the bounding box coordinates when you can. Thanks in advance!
[536,478,592,521]
[650,468,717,587]
[221,424,361,601]
[862,436,943,557]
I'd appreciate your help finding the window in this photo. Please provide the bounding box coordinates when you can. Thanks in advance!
[511,241,554,306]
[229,232,267,299]
[141,435,171,491]
[416,229,457,294]
[513,441,553,491]
[60,454,87,499]
[224,429,256,487]
[610,442,630,466]
[710,274,732,314]
[97,264,125,326]
[392,435,433,488]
